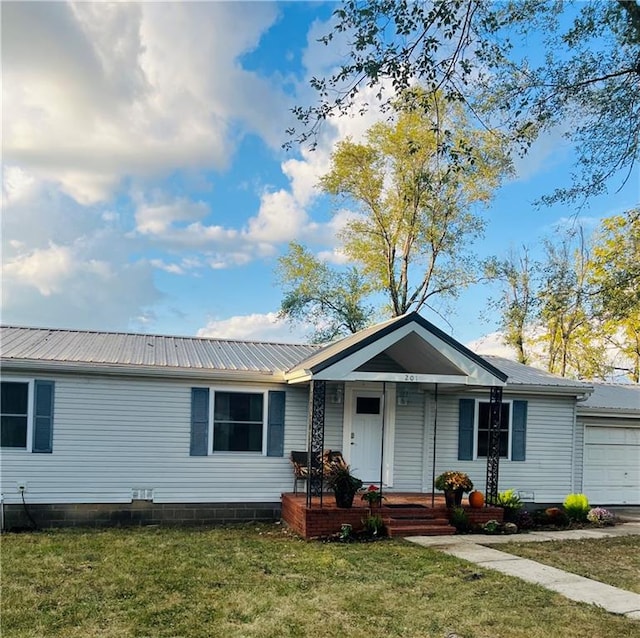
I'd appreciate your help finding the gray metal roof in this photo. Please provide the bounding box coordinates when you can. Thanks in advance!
[0,323,602,392]
[0,326,318,374]
[578,383,640,413]
[483,356,592,391]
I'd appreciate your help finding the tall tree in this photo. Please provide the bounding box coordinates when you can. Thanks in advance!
[290,0,640,204]
[485,248,537,364]
[319,90,511,317]
[587,209,640,381]
[276,241,374,343]
[536,230,609,379]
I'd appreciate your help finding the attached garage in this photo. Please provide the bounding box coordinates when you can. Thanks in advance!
[578,384,640,506]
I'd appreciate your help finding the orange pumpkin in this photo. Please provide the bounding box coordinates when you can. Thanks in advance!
[469,490,485,509]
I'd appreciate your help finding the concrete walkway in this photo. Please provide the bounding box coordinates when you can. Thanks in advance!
[408,522,640,621]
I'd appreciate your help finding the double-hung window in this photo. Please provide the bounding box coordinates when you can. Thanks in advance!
[1,379,55,453]
[213,391,265,452]
[476,401,511,459]
[1,380,30,448]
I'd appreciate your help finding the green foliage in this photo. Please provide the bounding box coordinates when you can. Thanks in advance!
[290,0,640,204]
[563,494,590,522]
[276,241,375,342]
[449,506,471,533]
[488,211,639,382]
[324,456,363,494]
[3,527,639,636]
[586,209,640,382]
[362,514,386,537]
[494,489,523,511]
[482,519,501,534]
[338,523,353,541]
[320,89,512,317]
[485,248,537,364]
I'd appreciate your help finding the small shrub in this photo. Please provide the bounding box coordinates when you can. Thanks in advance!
[338,523,353,541]
[449,506,471,533]
[495,488,523,510]
[493,488,523,521]
[514,509,534,530]
[483,519,501,534]
[362,515,385,538]
[587,507,615,526]
[563,493,590,522]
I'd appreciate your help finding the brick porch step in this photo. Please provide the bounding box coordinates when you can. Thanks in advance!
[384,515,455,537]
[386,522,456,537]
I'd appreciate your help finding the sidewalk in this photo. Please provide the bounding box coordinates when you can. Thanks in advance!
[408,522,640,620]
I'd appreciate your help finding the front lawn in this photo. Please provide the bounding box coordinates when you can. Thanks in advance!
[2,525,637,638]
[499,536,640,594]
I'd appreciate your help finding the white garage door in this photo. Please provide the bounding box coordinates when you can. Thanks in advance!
[583,425,640,505]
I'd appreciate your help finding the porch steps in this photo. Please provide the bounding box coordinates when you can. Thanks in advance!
[381,506,456,537]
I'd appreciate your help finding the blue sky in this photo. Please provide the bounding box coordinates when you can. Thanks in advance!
[2,1,638,348]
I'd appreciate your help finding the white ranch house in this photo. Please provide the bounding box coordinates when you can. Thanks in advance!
[1,313,638,529]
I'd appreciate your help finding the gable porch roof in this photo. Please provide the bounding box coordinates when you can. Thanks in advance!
[285,312,508,387]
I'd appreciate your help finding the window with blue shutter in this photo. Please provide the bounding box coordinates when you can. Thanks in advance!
[458,398,475,460]
[190,388,209,456]
[1,379,55,452]
[33,380,54,453]
[267,391,285,457]
[511,400,528,461]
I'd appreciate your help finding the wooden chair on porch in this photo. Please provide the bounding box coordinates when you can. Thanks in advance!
[290,450,345,493]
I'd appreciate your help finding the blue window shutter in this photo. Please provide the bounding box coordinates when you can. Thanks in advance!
[190,388,209,456]
[33,380,54,453]
[458,398,475,460]
[267,391,286,457]
[511,400,528,461]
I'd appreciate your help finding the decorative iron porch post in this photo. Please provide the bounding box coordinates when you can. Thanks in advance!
[306,380,326,507]
[485,386,503,504]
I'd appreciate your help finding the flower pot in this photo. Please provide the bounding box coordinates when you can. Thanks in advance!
[469,490,485,509]
[444,489,463,508]
[334,489,356,508]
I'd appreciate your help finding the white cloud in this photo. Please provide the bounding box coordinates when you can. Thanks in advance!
[2,1,285,204]
[136,199,210,235]
[3,243,75,296]
[197,312,310,343]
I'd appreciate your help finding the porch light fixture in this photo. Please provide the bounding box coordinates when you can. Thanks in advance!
[397,387,409,406]
[330,385,343,404]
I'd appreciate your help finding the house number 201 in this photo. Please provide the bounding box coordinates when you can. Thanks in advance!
[404,374,418,382]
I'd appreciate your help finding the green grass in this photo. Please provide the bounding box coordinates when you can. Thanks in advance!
[499,535,640,594]
[2,525,638,638]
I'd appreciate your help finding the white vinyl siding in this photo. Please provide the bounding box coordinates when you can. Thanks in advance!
[393,385,425,490]
[0,374,305,505]
[429,392,578,502]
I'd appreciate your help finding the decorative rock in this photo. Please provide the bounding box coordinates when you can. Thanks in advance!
[504,522,518,534]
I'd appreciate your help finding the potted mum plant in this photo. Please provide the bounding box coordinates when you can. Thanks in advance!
[325,457,363,508]
[435,471,474,508]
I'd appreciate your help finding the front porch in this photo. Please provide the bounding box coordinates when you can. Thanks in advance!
[281,492,504,539]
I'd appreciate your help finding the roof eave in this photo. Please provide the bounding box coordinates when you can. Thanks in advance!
[576,407,640,418]
[1,358,285,384]
[506,383,594,397]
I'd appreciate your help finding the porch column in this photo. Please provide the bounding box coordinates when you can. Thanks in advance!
[306,380,326,507]
[485,386,503,504]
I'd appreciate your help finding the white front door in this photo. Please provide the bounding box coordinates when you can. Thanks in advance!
[349,392,384,483]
